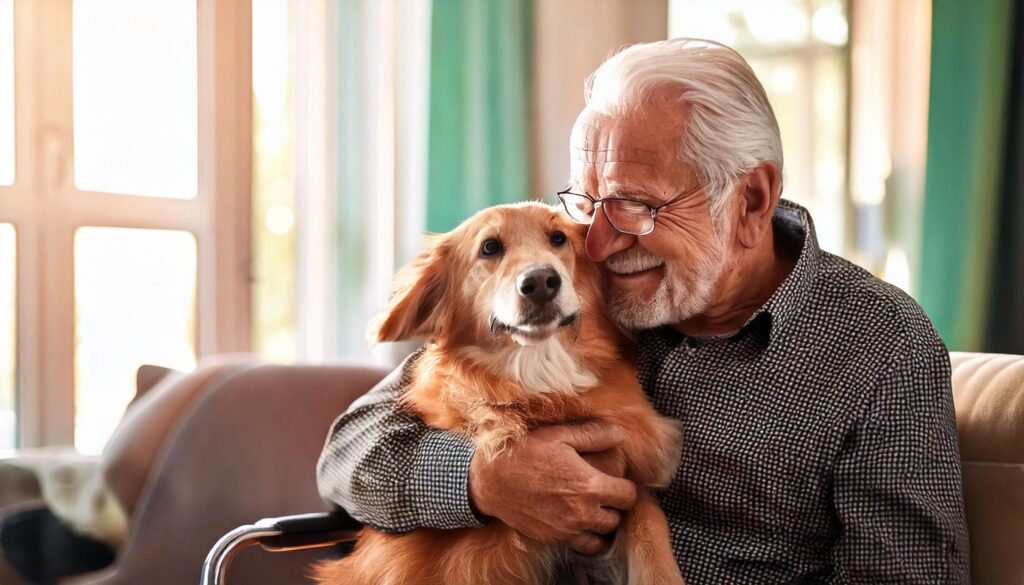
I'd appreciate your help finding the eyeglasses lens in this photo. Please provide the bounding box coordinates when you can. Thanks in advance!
[604,200,654,235]
[562,193,595,224]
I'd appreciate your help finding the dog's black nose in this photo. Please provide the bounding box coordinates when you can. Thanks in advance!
[517,267,561,303]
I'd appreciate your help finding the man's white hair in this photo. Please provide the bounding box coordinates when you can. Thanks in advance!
[584,38,783,224]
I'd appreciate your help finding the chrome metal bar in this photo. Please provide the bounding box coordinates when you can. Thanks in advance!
[200,519,280,585]
[258,531,359,553]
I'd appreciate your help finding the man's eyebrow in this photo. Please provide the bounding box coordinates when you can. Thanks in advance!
[563,177,585,192]
[604,181,657,201]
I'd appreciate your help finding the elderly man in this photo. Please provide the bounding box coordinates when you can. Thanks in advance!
[318,39,970,583]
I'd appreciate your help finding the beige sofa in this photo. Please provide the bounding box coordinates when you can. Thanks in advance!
[949,352,1024,584]
[1,351,1022,583]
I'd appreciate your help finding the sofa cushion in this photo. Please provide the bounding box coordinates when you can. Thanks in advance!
[950,352,1024,585]
[960,462,1024,584]
[950,352,1024,464]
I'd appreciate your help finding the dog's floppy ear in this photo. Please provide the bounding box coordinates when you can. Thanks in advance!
[553,208,591,257]
[369,236,450,344]
[568,220,590,253]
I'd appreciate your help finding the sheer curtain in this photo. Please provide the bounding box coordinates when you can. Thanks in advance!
[303,0,669,364]
[321,0,432,364]
[309,0,534,364]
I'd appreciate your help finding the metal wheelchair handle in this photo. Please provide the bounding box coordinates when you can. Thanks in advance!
[200,511,362,585]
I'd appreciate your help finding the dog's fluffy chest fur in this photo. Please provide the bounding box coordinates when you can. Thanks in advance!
[400,342,605,458]
[463,338,598,394]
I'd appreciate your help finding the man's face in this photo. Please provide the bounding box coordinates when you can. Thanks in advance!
[569,104,731,329]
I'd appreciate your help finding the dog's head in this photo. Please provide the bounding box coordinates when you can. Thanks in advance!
[370,202,599,348]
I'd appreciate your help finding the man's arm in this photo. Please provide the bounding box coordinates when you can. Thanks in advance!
[316,354,483,533]
[830,334,970,583]
[316,353,637,547]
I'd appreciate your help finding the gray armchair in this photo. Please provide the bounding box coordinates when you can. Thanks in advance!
[64,361,387,585]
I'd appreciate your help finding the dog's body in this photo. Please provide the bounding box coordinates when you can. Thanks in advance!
[315,203,684,585]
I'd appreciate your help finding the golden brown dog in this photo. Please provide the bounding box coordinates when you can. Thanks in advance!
[315,202,684,585]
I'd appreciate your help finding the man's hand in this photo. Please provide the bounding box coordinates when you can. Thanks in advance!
[468,422,638,555]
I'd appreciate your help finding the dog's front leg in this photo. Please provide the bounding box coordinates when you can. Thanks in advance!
[615,410,684,490]
[467,403,530,462]
[621,490,685,585]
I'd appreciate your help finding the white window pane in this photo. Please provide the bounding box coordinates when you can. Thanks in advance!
[252,0,297,362]
[72,0,198,199]
[669,0,810,48]
[0,224,15,449]
[812,53,848,253]
[748,56,810,204]
[0,0,14,186]
[811,0,849,46]
[74,227,197,454]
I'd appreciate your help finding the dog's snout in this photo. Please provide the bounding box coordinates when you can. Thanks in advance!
[517,267,561,303]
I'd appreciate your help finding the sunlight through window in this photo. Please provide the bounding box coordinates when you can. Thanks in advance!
[73,227,197,454]
[72,0,197,198]
[0,0,14,186]
[669,0,849,255]
[252,0,298,363]
[0,224,15,449]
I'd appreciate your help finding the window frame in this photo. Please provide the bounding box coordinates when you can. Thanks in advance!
[0,0,252,447]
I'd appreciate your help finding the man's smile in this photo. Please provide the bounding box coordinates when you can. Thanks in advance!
[604,246,667,294]
[608,263,665,297]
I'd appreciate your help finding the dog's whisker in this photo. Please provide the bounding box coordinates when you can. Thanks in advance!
[489,314,504,338]
[569,294,585,345]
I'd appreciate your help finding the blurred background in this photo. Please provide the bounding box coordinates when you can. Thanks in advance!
[0,0,1021,455]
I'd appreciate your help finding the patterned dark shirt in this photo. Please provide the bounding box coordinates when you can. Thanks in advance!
[317,200,971,583]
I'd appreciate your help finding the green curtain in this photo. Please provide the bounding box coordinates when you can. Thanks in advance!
[920,0,1014,350]
[332,0,533,356]
[426,0,533,233]
[335,0,373,357]
[986,1,1024,354]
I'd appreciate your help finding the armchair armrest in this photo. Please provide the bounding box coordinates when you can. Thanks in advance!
[200,510,362,585]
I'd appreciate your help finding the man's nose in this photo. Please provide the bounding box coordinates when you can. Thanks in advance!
[585,209,635,261]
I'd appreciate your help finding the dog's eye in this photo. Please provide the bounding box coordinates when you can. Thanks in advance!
[480,238,503,257]
[550,231,568,247]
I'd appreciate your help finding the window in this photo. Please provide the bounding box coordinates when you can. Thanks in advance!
[0,0,13,187]
[669,0,932,292]
[0,0,252,451]
[0,223,14,449]
[670,0,850,255]
[73,0,198,199]
[73,227,198,453]
[252,0,298,363]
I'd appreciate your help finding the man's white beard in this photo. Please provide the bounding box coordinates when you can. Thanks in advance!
[606,240,727,330]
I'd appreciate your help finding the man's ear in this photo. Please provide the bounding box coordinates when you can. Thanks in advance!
[736,162,783,248]
[368,236,449,344]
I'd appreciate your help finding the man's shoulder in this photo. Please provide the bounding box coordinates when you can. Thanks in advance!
[810,252,945,353]
[797,253,952,407]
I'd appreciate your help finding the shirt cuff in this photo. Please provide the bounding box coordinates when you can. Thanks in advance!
[410,429,486,529]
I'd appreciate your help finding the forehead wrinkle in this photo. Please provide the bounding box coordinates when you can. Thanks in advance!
[569,159,655,195]
[574,149,658,166]
[572,120,600,150]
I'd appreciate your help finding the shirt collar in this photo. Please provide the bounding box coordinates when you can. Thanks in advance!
[743,198,822,348]
[636,199,822,352]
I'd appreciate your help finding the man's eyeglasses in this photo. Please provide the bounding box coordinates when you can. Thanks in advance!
[555,184,703,236]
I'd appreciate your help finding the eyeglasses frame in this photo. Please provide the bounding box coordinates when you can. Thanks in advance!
[555,183,704,236]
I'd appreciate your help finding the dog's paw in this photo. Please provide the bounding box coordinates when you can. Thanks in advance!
[647,417,684,489]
